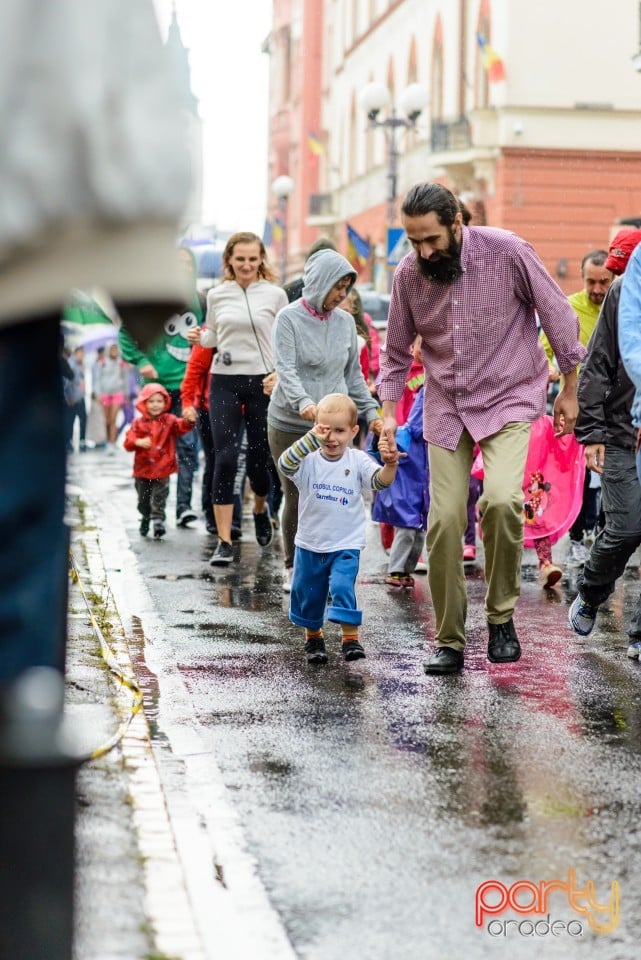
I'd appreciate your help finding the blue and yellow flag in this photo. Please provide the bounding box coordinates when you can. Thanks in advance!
[272,217,284,244]
[346,223,371,270]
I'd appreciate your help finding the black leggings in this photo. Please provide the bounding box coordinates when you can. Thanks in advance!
[209,374,271,504]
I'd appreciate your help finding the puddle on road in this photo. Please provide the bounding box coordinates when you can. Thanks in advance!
[125,614,164,742]
[153,572,200,581]
[248,755,294,778]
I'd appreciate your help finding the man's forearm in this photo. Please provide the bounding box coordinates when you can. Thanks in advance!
[560,367,578,391]
[382,399,398,421]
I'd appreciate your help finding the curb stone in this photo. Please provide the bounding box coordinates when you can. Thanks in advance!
[68,490,207,960]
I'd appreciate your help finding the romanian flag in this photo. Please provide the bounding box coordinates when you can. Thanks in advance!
[476,33,506,83]
[346,223,371,270]
[308,131,324,156]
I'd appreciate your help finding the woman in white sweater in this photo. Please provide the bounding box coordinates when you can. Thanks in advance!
[190,232,288,566]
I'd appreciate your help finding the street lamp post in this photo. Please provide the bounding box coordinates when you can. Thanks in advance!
[271,174,294,285]
[359,82,428,286]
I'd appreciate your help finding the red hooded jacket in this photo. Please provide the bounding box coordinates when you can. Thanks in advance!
[124,383,193,479]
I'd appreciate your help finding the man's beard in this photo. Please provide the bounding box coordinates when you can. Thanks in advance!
[416,229,462,284]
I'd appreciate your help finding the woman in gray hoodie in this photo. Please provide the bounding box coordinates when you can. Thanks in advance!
[268,249,382,591]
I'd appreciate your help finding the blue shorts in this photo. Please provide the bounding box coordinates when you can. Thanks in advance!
[289,547,362,630]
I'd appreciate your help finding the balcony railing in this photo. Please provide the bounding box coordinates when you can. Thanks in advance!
[430,116,472,153]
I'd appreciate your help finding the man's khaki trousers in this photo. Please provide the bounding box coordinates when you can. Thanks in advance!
[426,422,531,650]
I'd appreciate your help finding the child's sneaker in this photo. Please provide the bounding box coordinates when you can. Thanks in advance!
[385,572,404,588]
[342,640,366,661]
[153,520,166,539]
[626,638,641,659]
[304,635,327,664]
[401,574,415,589]
[568,594,598,636]
[463,544,476,563]
[139,518,150,537]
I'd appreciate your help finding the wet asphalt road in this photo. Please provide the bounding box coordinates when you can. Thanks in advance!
[70,451,641,959]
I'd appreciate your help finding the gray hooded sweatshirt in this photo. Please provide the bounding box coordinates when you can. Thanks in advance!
[268,249,380,433]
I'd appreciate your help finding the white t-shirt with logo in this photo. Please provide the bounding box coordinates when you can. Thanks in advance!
[291,447,380,552]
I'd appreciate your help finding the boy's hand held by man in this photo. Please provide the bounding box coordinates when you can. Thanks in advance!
[378,427,404,464]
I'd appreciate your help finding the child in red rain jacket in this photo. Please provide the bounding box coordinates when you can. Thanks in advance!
[124,383,195,539]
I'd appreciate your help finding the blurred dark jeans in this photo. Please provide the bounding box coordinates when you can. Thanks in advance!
[579,443,641,635]
[168,388,197,516]
[65,398,87,450]
[568,468,601,541]
[0,314,68,688]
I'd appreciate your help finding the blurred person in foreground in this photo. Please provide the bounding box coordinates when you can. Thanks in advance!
[378,182,585,675]
[0,0,190,711]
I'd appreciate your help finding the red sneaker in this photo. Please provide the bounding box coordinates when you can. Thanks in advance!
[385,572,404,588]
[463,544,476,562]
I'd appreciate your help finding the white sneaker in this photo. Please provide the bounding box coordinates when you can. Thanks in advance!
[282,566,293,593]
[627,639,641,659]
[567,540,587,565]
[568,594,598,636]
[414,555,427,574]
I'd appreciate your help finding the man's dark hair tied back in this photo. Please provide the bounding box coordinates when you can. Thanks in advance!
[401,182,459,226]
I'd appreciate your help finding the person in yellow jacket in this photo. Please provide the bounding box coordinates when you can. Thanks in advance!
[541,249,613,565]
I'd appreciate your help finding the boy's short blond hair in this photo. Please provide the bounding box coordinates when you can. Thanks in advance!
[316,393,358,427]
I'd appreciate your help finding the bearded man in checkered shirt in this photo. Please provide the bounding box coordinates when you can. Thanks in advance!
[378,182,586,675]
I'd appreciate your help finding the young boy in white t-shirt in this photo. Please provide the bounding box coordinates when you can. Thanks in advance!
[278,393,399,664]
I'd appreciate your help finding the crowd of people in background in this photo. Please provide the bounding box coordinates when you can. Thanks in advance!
[61,182,641,673]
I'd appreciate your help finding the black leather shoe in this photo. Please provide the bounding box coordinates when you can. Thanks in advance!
[423,646,464,675]
[487,619,521,663]
[305,636,328,665]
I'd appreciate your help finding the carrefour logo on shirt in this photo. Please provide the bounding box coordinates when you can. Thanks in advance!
[315,492,351,505]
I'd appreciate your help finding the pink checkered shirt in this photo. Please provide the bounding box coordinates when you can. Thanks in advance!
[378,226,586,450]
